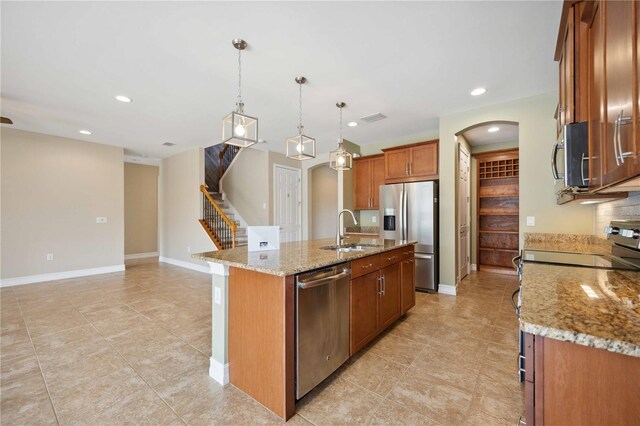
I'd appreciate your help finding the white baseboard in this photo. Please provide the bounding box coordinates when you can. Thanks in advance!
[124,252,159,260]
[0,264,126,287]
[159,256,211,274]
[209,357,229,385]
[438,284,457,296]
[471,264,477,272]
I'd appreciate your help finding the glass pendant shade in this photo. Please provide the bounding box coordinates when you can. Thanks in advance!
[286,76,316,160]
[329,142,353,171]
[286,132,316,160]
[330,101,353,171]
[223,39,258,148]
[222,109,258,148]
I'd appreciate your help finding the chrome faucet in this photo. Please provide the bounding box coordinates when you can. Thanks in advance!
[336,209,358,246]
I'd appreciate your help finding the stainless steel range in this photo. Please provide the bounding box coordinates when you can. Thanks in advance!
[513,219,640,382]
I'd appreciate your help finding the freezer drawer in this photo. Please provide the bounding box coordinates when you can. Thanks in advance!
[415,253,436,292]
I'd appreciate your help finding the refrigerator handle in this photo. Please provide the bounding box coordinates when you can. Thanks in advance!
[403,189,408,241]
[398,189,404,240]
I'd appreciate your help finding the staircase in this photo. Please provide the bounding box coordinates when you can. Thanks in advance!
[199,185,248,250]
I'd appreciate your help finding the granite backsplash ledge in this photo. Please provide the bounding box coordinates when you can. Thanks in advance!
[523,232,611,254]
[345,226,380,234]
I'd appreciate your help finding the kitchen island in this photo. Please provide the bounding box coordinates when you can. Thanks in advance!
[520,234,640,425]
[194,237,417,420]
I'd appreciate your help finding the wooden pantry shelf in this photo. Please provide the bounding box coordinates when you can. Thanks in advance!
[476,149,519,275]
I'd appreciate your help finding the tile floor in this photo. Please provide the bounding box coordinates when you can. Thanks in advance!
[1,259,522,425]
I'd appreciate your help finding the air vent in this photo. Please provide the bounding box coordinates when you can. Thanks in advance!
[360,112,387,123]
[162,142,176,147]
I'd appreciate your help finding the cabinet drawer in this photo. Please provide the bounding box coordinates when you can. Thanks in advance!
[400,245,415,261]
[380,248,403,268]
[350,255,380,279]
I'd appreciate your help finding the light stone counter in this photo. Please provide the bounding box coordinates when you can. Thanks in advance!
[521,233,640,357]
[193,237,416,277]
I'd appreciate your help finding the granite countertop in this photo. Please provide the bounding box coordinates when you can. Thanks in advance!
[521,234,640,357]
[193,237,416,277]
[345,226,380,235]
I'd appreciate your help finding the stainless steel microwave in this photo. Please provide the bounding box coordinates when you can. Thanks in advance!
[552,122,589,191]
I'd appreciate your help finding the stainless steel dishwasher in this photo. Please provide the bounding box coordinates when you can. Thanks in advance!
[296,263,350,399]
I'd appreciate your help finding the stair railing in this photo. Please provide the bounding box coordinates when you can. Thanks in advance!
[219,144,240,182]
[199,184,237,250]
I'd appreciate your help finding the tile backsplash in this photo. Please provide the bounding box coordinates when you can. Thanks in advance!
[593,192,640,235]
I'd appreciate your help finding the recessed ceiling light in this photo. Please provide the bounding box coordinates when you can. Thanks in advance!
[470,88,487,96]
[348,121,358,127]
[79,130,92,135]
[487,126,500,133]
[115,95,133,103]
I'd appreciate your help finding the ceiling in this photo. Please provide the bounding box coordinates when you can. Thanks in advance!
[461,122,519,146]
[1,1,560,161]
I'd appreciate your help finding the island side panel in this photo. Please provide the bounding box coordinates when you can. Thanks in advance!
[228,267,295,420]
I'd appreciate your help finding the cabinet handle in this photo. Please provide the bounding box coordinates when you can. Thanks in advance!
[405,163,409,175]
[580,153,590,185]
[615,109,633,165]
[380,275,386,296]
[403,251,412,255]
[409,162,412,175]
[377,276,382,295]
[361,263,373,269]
[386,255,397,261]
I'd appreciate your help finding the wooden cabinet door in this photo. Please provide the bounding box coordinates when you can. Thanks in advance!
[353,159,372,210]
[588,0,605,190]
[561,6,575,126]
[409,142,438,179]
[378,263,401,330]
[385,149,410,180]
[349,271,380,355]
[400,258,415,314]
[633,0,640,176]
[602,0,635,186]
[371,156,385,209]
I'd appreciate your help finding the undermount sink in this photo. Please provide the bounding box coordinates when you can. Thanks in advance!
[320,243,383,253]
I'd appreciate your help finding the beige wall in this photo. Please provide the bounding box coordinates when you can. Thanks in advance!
[1,128,124,279]
[158,147,213,267]
[439,92,595,287]
[221,148,270,226]
[124,163,159,255]
[311,165,338,239]
[593,192,640,235]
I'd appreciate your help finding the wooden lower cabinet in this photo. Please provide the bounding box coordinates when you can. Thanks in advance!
[524,333,640,425]
[378,263,401,330]
[349,271,380,355]
[349,250,414,356]
[400,258,415,313]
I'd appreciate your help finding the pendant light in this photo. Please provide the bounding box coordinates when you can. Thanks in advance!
[286,77,316,160]
[329,102,353,171]
[222,39,258,148]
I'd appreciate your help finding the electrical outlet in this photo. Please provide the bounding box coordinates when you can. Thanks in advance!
[372,216,377,223]
[46,253,54,261]
[187,246,191,253]
[526,216,535,227]
[96,217,107,224]
[214,287,221,305]
[262,203,267,209]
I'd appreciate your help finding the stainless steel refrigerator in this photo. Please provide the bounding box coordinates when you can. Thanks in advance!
[379,181,438,292]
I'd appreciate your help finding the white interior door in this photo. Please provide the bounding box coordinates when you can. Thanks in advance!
[274,165,301,242]
[458,145,471,280]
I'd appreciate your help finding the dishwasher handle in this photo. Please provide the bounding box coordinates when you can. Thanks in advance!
[297,269,350,289]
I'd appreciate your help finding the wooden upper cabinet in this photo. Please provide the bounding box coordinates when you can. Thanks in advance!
[353,155,385,210]
[588,0,605,190]
[383,140,439,184]
[633,0,640,176]
[602,0,636,186]
[558,5,575,127]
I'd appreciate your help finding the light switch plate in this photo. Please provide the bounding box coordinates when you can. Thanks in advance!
[96,217,107,224]
[214,287,221,305]
[372,216,377,223]
[526,216,535,227]
[46,253,54,261]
